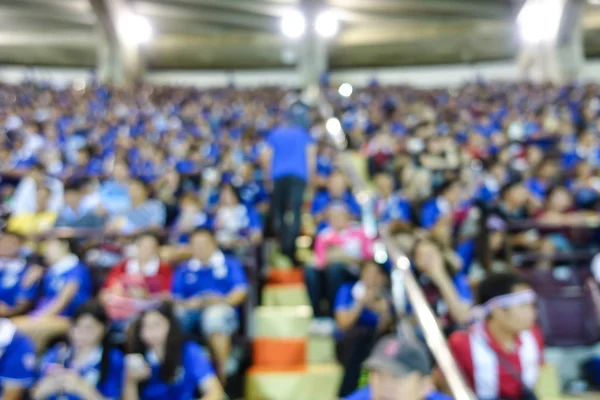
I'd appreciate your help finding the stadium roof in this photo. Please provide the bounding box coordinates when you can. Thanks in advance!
[2,0,600,69]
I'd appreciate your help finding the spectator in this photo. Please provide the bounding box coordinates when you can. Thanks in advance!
[343,336,452,400]
[334,260,394,397]
[124,302,223,400]
[55,180,104,228]
[306,202,374,317]
[105,178,166,235]
[32,301,125,400]
[235,162,269,214]
[13,237,92,350]
[172,228,248,381]
[100,232,172,324]
[7,185,58,236]
[420,179,462,230]
[449,273,543,400]
[0,318,36,400]
[312,171,362,232]
[0,231,41,317]
[411,238,472,335]
[8,162,63,215]
[98,160,132,216]
[172,192,210,244]
[373,172,411,229]
[262,100,316,263]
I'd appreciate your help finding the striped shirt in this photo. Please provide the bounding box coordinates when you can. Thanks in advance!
[121,200,166,233]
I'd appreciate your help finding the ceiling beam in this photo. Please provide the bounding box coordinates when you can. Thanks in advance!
[0,5,95,25]
[0,31,95,46]
[135,1,277,31]
[328,0,508,18]
[147,0,291,18]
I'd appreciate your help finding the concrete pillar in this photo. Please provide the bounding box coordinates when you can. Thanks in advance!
[297,0,328,91]
[517,0,584,84]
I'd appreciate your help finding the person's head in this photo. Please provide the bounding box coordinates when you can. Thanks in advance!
[366,336,433,400]
[64,180,84,210]
[536,159,559,181]
[128,302,183,383]
[43,237,74,265]
[361,260,387,290]
[437,179,461,206]
[238,162,255,182]
[189,228,218,263]
[76,146,91,165]
[489,162,507,183]
[36,185,52,211]
[546,186,573,212]
[500,180,528,208]
[0,231,24,258]
[219,182,241,207]
[326,202,351,231]
[112,160,131,182]
[134,232,160,262]
[128,178,150,205]
[70,301,110,350]
[411,238,445,276]
[374,172,395,198]
[477,273,537,334]
[328,171,348,197]
[179,192,201,213]
[29,162,46,184]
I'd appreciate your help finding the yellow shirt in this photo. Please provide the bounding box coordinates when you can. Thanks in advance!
[7,212,58,237]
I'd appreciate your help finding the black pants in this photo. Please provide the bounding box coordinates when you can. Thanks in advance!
[271,175,306,261]
[304,263,357,317]
[336,325,378,397]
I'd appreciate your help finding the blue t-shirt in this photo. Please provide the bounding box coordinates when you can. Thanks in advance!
[0,329,36,397]
[39,258,92,317]
[239,181,269,207]
[420,197,450,229]
[140,342,216,400]
[311,190,362,218]
[266,125,314,181]
[173,252,248,300]
[334,283,382,329]
[344,385,452,400]
[0,259,39,307]
[39,346,125,400]
[379,195,411,224]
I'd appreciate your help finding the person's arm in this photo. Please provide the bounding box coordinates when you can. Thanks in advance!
[3,386,27,400]
[259,143,273,185]
[225,288,248,307]
[334,285,368,331]
[429,270,471,324]
[313,233,328,268]
[61,370,109,400]
[199,376,223,400]
[123,380,140,400]
[306,143,317,184]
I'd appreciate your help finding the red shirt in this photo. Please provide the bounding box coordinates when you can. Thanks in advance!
[448,323,544,400]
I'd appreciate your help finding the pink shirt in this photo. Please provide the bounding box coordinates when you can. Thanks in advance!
[314,223,374,270]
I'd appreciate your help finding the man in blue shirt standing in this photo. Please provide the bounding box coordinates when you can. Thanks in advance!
[344,335,452,400]
[261,100,316,263]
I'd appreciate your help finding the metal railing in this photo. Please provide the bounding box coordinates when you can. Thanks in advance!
[319,98,475,400]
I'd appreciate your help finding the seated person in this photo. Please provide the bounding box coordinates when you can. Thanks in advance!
[305,202,374,318]
[420,179,462,230]
[0,231,40,317]
[7,185,58,237]
[124,302,223,400]
[173,228,248,381]
[411,238,472,336]
[311,171,361,233]
[0,318,36,400]
[448,273,543,400]
[373,172,411,230]
[13,237,92,350]
[101,232,172,324]
[32,301,125,400]
[55,180,104,228]
[344,336,452,400]
[212,182,262,255]
[105,178,166,235]
[334,260,394,397]
[171,192,211,244]
[235,162,269,214]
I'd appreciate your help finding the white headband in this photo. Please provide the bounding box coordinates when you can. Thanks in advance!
[470,289,537,322]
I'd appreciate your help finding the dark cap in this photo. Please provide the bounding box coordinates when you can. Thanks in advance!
[364,336,431,376]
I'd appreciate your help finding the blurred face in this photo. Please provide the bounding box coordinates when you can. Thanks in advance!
[70,314,105,350]
[492,284,537,334]
[136,235,158,262]
[327,206,350,231]
[140,311,170,349]
[44,239,69,265]
[220,186,238,207]
[328,173,347,197]
[113,162,130,182]
[128,180,148,203]
[375,174,394,197]
[413,240,443,275]
[508,184,528,207]
[361,262,385,290]
[190,232,216,262]
[0,234,21,258]
[548,188,572,212]
[64,189,81,209]
[370,370,430,400]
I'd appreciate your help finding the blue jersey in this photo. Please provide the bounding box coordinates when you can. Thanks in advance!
[173,252,248,300]
[39,346,125,400]
[140,342,216,400]
[266,125,314,181]
[0,326,36,397]
[311,190,362,218]
[0,259,39,307]
[39,256,92,317]
[344,385,453,400]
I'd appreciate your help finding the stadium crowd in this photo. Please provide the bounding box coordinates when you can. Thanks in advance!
[0,79,598,400]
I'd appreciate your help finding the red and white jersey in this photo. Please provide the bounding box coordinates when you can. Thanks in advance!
[448,323,544,400]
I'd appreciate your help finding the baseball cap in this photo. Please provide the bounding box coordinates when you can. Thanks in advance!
[364,336,431,376]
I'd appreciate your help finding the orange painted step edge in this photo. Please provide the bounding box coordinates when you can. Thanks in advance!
[263,282,306,289]
[252,338,306,369]
[247,365,308,374]
[267,268,304,285]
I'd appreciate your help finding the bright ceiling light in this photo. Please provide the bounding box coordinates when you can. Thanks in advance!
[517,0,565,44]
[315,10,339,38]
[118,13,152,45]
[338,83,353,97]
[589,0,600,5]
[326,117,342,136]
[281,10,306,39]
